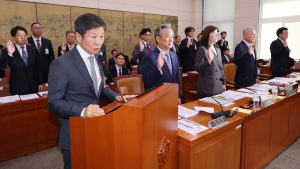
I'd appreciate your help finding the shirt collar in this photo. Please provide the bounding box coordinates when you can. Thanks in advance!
[142,40,149,46]
[76,44,94,60]
[32,36,41,42]
[157,46,169,56]
[242,40,251,47]
[115,64,122,69]
[278,38,285,44]
[15,43,26,50]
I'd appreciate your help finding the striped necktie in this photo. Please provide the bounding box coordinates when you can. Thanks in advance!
[36,40,41,53]
[20,46,28,66]
[165,53,172,75]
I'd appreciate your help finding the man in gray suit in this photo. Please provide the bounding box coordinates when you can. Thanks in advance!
[132,28,154,74]
[47,13,128,169]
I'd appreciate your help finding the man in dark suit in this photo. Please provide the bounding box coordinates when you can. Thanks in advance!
[270,27,291,78]
[28,22,55,83]
[170,35,181,66]
[196,30,203,48]
[57,30,76,57]
[47,14,129,169]
[180,26,197,72]
[133,28,154,74]
[217,31,229,54]
[0,44,4,78]
[234,27,260,88]
[222,48,230,63]
[0,26,44,95]
[106,53,129,83]
[142,24,181,104]
[108,49,118,67]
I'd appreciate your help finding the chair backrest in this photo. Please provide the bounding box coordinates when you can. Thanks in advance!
[131,65,138,74]
[0,85,10,97]
[113,74,144,95]
[223,63,236,83]
[4,68,10,79]
[0,78,9,85]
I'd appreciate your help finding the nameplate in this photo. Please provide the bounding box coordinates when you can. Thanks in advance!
[208,116,228,129]
[286,90,296,96]
[0,87,3,90]
[262,99,273,107]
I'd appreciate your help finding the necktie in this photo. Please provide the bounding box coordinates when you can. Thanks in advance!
[165,53,172,75]
[36,40,41,53]
[88,56,98,94]
[146,43,151,52]
[118,68,122,76]
[20,46,28,66]
[69,45,73,50]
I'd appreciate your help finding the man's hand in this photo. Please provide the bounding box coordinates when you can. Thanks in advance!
[61,42,66,52]
[157,52,164,70]
[139,39,144,51]
[220,39,224,46]
[256,78,261,84]
[115,95,138,102]
[178,98,181,105]
[84,104,105,118]
[248,44,254,55]
[187,38,191,47]
[284,41,288,47]
[6,40,15,55]
[38,85,43,92]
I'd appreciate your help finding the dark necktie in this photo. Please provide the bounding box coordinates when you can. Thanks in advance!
[36,39,41,53]
[88,56,98,94]
[20,46,28,66]
[165,53,172,75]
[146,43,151,52]
[118,68,122,76]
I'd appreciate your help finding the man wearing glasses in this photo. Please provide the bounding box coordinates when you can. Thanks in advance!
[133,28,154,74]
[0,26,44,95]
[28,22,55,83]
[234,27,260,88]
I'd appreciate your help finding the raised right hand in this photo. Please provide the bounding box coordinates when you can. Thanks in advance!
[157,52,164,70]
[6,40,15,55]
[61,42,66,52]
[139,39,144,51]
[84,104,105,118]
[187,38,191,47]
[248,44,255,55]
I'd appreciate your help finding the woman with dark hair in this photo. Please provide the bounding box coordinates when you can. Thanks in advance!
[194,25,226,99]
[0,44,4,77]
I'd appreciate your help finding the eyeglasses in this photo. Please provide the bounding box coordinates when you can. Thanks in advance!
[15,34,27,37]
[32,27,42,30]
[247,33,257,37]
[230,108,238,118]
[144,34,151,36]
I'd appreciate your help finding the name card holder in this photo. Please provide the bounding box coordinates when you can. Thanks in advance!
[262,99,273,107]
[286,90,296,96]
[208,116,228,129]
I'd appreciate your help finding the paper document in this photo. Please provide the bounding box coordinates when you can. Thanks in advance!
[178,118,208,135]
[38,91,48,98]
[200,97,232,105]
[19,93,39,100]
[178,105,198,118]
[0,95,20,104]
[269,77,295,85]
[194,106,214,113]
[237,88,269,95]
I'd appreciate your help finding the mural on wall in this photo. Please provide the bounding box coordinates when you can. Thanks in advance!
[0,1,36,45]
[100,10,124,56]
[36,4,71,58]
[0,1,178,59]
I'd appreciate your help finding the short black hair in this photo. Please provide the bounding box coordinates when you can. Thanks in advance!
[65,30,75,36]
[139,28,151,37]
[220,31,227,35]
[276,27,288,37]
[184,27,195,36]
[175,35,181,39]
[115,53,125,59]
[31,22,41,28]
[74,13,107,37]
[10,26,28,36]
[111,49,118,55]
[124,55,129,63]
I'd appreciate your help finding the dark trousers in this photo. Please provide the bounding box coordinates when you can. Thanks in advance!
[271,72,288,79]
[61,149,71,169]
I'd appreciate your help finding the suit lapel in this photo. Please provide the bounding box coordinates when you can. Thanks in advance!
[26,45,35,67]
[72,48,96,96]
[94,56,104,97]
[28,37,37,48]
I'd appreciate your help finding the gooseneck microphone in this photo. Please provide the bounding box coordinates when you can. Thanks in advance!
[98,56,126,103]
[219,78,257,93]
[190,80,230,119]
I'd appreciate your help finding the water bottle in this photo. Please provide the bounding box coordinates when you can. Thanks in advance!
[253,93,260,112]
[272,86,278,101]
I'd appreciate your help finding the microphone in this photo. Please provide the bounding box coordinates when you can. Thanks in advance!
[190,80,230,119]
[98,56,126,103]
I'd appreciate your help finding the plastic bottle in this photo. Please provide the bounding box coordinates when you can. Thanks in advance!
[253,93,260,112]
[272,86,278,101]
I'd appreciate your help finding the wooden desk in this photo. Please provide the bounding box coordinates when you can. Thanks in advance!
[260,65,300,75]
[0,97,60,162]
[178,101,244,169]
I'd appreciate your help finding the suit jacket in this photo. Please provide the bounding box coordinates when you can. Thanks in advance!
[170,42,181,67]
[142,47,180,98]
[47,47,118,150]
[106,65,129,83]
[133,42,154,74]
[194,46,225,96]
[98,44,107,77]
[28,37,55,83]
[234,41,258,87]
[0,45,44,95]
[270,38,290,73]
[222,55,230,63]
[108,58,115,67]
[179,38,197,72]
[57,45,70,57]
[217,39,229,54]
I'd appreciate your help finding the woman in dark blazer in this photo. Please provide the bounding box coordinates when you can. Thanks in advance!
[194,25,226,99]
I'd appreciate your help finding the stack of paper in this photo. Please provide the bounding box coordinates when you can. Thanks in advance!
[200,97,232,105]
[19,93,39,100]
[178,105,198,118]
[0,95,20,104]
[231,107,253,115]
[194,106,214,113]
[178,118,208,135]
